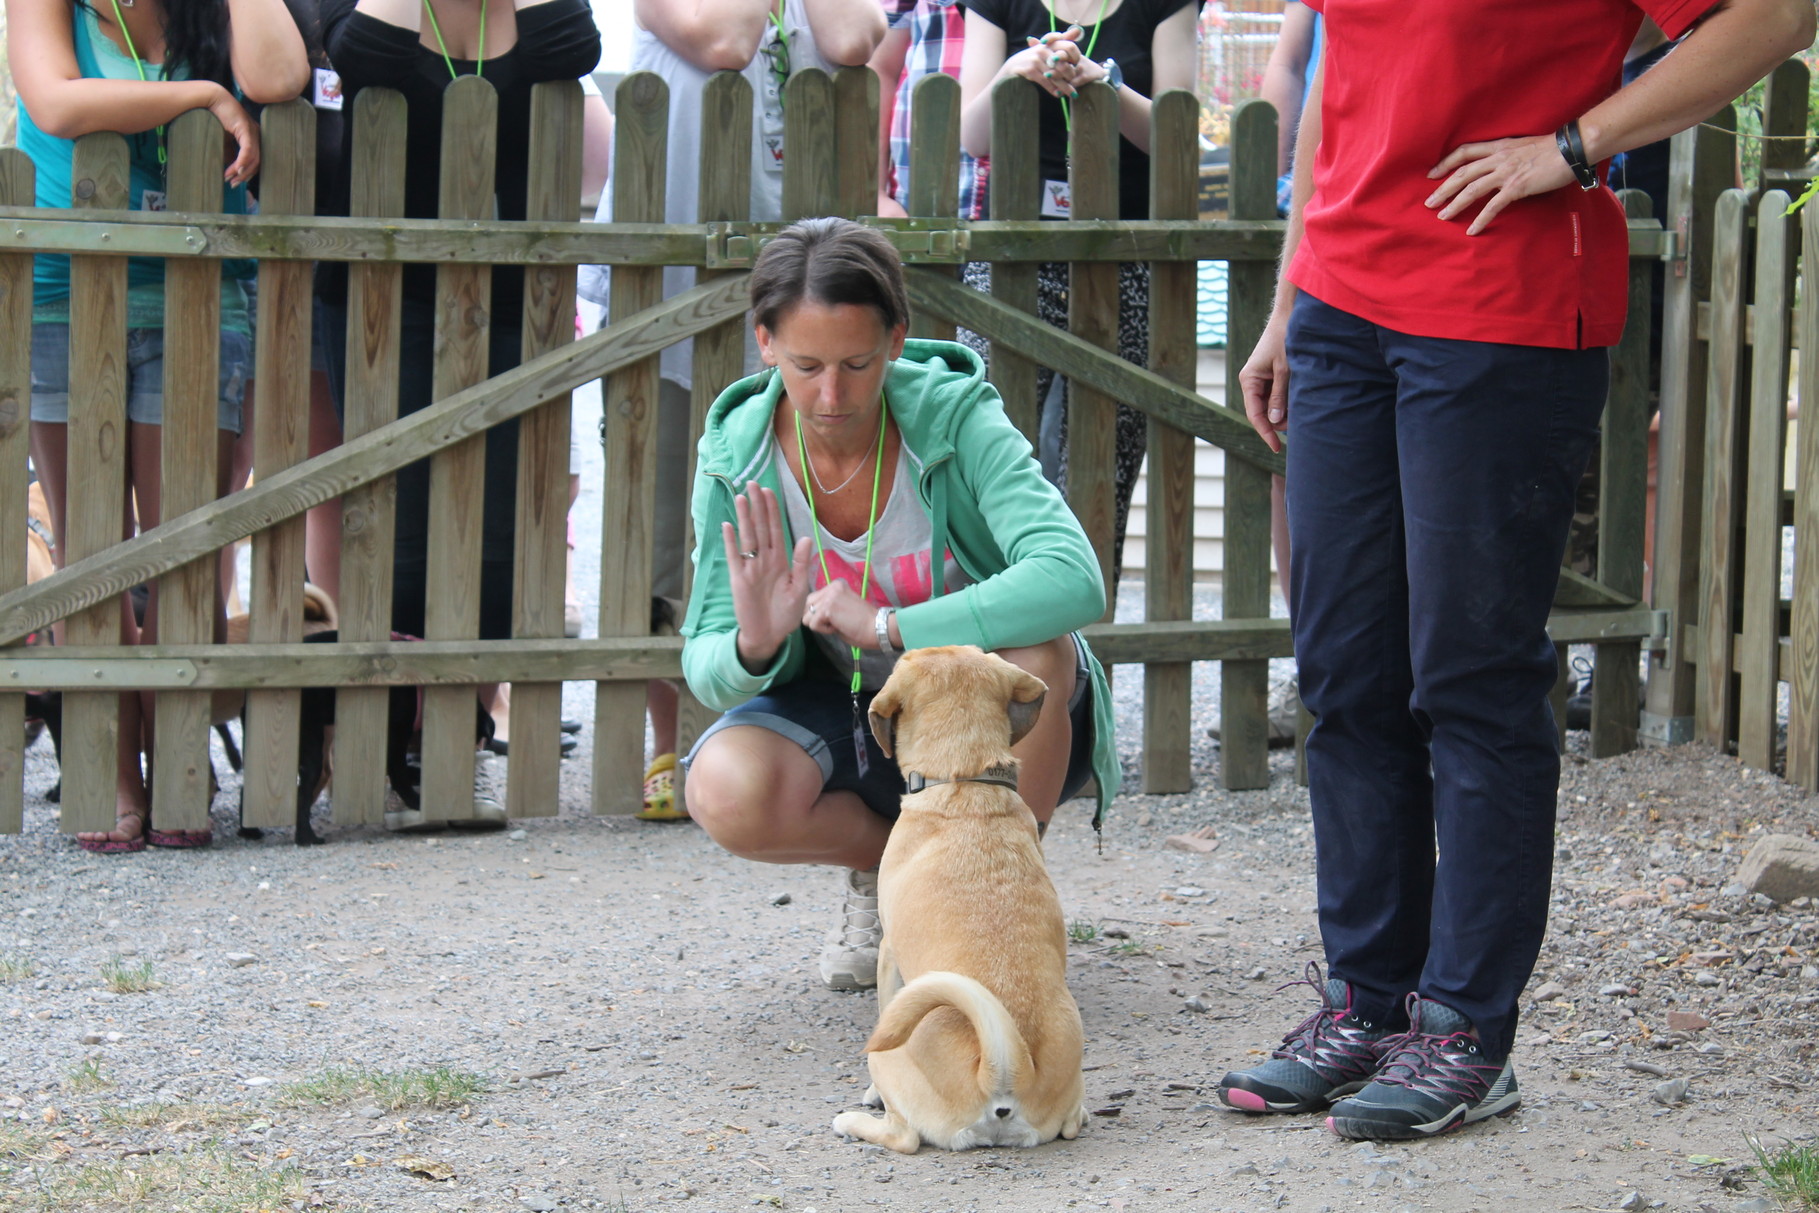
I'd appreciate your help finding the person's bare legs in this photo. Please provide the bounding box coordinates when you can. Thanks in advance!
[35,420,153,843]
[685,726,891,868]
[647,678,679,758]
[1271,473,1291,605]
[303,370,343,603]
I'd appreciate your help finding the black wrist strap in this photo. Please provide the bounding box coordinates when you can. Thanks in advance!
[1555,120,1598,191]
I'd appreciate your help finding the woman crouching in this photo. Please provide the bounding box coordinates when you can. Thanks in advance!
[679,217,1117,990]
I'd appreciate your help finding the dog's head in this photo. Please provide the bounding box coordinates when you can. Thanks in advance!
[867,645,1046,774]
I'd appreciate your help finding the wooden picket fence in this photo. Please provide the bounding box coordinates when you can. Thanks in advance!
[0,62,1698,838]
[1644,59,1819,790]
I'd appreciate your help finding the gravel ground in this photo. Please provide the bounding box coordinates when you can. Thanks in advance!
[1,384,1815,1212]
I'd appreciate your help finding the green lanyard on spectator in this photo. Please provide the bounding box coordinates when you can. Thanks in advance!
[765,0,791,108]
[105,0,166,165]
[794,395,889,697]
[1048,0,1109,133]
[423,0,485,81]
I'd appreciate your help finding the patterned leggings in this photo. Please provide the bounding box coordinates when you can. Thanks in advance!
[960,260,1151,590]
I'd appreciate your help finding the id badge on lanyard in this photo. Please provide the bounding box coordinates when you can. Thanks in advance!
[1041,178,1072,219]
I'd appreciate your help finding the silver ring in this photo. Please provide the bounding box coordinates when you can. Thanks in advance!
[739,549,759,559]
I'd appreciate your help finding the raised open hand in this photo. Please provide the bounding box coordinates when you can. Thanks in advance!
[724,481,816,672]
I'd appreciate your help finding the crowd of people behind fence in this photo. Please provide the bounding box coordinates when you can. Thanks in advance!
[9,0,1813,1151]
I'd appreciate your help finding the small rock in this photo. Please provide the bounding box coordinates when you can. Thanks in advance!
[508,829,528,841]
[224,953,257,968]
[1721,883,1747,898]
[78,1031,104,1046]
[1651,1078,1690,1106]
[1532,981,1567,1001]
[1183,995,1211,1013]
[1732,1198,1778,1212]
[519,1197,557,1212]
[1135,812,1152,827]
[1665,1010,1709,1032]
[1599,983,1634,997]
[1617,1192,1646,1212]
[1738,835,1819,902]
[241,1077,273,1087]
[1367,1169,1396,1189]
[1174,886,1206,898]
[1102,926,1130,939]
[357,1105,384,1120]
[1246,967,1267,981]
[1694,972,1721,987]
[1229,1164,1259,1177]
[768,892,791,907]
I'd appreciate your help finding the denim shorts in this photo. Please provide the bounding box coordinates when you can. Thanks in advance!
[29,322,251,434]
[683,635,1096,820]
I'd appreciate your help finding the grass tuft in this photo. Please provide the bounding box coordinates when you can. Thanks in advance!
[64,1058,110,1094]
[1106,940,1149,956]
[278,1064,486,1111]
[1066,920,1099,944]
[98,1103,252,1132]
[0,953,34,984]
[1750,1134,1819,1211]
[98,956,157,994]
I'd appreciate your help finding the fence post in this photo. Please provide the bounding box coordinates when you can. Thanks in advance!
[1141,88,1199,794]
[906,72,959,343]
[508,80,584,820]
[1218,98,1277,792]
[1644,111,1736,742]
[334,88,408,826]
[1066,82,1120,617]
[416,77,500,824]
[0,150,32,832]
[1761,59,1811,186]
[594,72,668,816]
[782,69,837,221]
[148,110,230,831]
[241,100,317,829]
[1790,200,1819,790]
[1736,190,1796,772]
[1588,190,1654,757]
[988,78,1041,445]
[835,66,879,220]
[676,71,756,803]
[1695,189,1753,749]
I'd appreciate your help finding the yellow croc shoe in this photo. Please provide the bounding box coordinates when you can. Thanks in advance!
[635,753,688,821]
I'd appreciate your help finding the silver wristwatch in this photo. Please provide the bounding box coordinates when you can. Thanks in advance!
[875,607,896,656]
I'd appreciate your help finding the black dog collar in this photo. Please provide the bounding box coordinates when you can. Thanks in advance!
[903,763,1021,795]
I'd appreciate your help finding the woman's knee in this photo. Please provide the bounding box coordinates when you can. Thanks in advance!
[996,635,1077,705]
[684,731,819,857]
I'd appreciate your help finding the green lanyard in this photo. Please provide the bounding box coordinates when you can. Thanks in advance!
[794,395,889,697]
[765,0,791,108]
[104,0,166,165]
[1048,0,1110,133]
[423,0,485,81]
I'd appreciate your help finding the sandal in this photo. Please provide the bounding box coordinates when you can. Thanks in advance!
[144,796,213,849]
[77,808,148,854]
[635,753,687,821]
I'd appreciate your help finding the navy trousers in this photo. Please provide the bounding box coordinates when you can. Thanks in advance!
[1285,292,1607,1060]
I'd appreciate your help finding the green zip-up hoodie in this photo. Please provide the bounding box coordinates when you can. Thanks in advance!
[680,338,1121,821]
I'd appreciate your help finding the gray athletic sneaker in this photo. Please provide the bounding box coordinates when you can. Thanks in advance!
[1326,994,1521,1140]
[1218,962,1394,1114]
[818,868,880,991]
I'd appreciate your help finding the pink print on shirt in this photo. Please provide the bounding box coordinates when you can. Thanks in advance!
[811,549,954,608]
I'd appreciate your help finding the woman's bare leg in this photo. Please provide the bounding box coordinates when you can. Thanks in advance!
[996,634,1079,827]
[685,725,890,869]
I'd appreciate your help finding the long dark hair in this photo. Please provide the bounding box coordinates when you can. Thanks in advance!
[160,0,235,89]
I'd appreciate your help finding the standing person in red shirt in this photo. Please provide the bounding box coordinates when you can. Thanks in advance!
[1216,0,1812,1141]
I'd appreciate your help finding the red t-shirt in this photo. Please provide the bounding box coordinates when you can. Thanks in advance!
[1290,0,1716,349]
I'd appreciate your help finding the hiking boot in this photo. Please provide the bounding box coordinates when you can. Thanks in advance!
[1326,994,1520,1140]
[1218,963,1394,1114]
[818,868,881,991]
[1207,678,1300,749]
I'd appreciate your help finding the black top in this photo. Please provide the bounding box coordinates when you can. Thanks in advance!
[965,0,1198,220]
[319,0,600,313]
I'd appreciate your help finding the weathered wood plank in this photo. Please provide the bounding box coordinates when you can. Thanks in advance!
[595,72,668,816]
[987,78,1041,443]
[1065,83,1120,614]
[1790,201,1819,791]
[508,80,583,821]
[333,88,407,826]
[61,136,130,835]
[906,72,959,342]
[1218,99,1277,793]
[781,69,836,222]
[676,73,755,798]
[0,151,33,833]
[1646,113,1736,734]
[0,210,1287,265]
[1141,89,1198,795]
[1761,59,1811,177]
[242,100,317,829]
[1694,189,1752,748]
[834,66,879,219]
[1589,191,1652,758]
[0,273,751,649]
[906,269,1283,474]
[420,76,498,824]
[1736,192,1795,771]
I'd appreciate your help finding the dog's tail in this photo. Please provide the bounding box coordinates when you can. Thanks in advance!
[865,971,1032,1107]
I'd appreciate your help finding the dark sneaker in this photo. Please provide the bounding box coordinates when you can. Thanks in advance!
[1218,963,1394,1114]
[1326,994,1521,1140]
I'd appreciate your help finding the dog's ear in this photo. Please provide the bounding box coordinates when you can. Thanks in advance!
[1005,666,1048,747]
[868,683,902,759]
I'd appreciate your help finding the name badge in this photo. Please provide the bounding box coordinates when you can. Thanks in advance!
[762,133,786,174]
[312,67,344,111]
[1041,178,1072,219]
[140,189,167,213]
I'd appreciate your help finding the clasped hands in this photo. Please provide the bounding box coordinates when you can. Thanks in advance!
[1001,25,1109,101]
[724,482,888,672]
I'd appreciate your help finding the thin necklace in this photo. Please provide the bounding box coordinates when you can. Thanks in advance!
[795,395,890,698]
[423,0,485,80]
[800,424,879,496]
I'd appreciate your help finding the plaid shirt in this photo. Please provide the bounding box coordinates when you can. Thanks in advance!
[884,0,988,219]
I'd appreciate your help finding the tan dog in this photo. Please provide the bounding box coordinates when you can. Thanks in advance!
[831,645,1085,1153]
